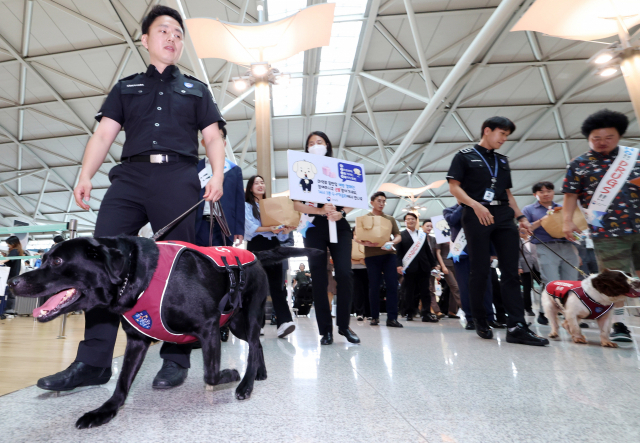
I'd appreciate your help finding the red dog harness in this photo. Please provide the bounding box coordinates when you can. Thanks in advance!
[545,280,613,320]
[122,241,257,343]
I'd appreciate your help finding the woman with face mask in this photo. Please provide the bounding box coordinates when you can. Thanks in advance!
[292,132,360,345]
[244,175,297,338]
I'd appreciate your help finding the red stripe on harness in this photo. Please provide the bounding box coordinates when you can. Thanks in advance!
[122,242,256,343]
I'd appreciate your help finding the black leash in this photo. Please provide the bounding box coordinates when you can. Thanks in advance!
[152,198,231,246]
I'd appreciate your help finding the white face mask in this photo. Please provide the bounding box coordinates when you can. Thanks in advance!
[308,144,327,156]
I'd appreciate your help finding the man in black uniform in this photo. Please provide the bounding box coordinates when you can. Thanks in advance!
[36,6,227,391]
[446,116,548,346]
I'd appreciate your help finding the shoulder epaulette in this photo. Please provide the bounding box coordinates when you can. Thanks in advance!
[459,147,474,154]
[118,73,142,82]
[183,73,207,86]
[496,152,508,158]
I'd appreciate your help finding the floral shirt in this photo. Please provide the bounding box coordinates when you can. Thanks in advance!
[563,146,640,238]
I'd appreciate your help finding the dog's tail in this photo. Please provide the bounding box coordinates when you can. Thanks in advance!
[255,247,322,267]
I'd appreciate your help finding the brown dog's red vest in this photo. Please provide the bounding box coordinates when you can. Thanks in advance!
[545,281,613,320]
[122,241,256,343]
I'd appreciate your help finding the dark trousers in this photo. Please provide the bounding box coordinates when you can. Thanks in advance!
[462,205,525,327]
[365,254,399,321]
[453,257,495,322]
[303,218,353,335]
[521,268,541,311]
[403,269,431,318]
[247,236,293,328]
[353,268,370,317]
[490,268,506,323]
[76,162,199,369]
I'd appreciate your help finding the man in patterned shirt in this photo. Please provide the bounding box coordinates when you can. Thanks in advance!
[562,109,638,342]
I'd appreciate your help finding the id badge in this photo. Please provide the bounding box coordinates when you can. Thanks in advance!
[483,188,495,202]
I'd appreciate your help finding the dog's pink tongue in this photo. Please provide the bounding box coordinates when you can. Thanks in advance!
[33,289,68,317]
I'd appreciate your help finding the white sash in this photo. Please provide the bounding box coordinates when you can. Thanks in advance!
[448,229,467,263]
[585,146,639,228]
[402,230,426,272]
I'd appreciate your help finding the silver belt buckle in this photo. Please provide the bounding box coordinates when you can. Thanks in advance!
[149,154,168,163]
[490,201,499,206]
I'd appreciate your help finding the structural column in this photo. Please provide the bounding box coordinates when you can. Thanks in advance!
[255,78,272,198]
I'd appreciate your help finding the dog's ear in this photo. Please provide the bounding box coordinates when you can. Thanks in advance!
[85,242,126,285]
[592,269,631,297]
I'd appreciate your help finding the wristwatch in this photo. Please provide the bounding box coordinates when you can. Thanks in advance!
[340,209,347,218]
[516,215,527,221]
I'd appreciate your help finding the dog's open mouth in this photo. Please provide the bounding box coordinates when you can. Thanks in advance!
[33,288,80,321]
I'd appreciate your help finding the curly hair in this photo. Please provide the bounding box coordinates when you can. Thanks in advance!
[581,109,628,138]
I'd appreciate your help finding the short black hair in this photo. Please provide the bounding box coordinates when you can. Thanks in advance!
[581,109,629,138]
[220,125,227,140]
[481,116,516,139]
[404,213,418,221]
[305,131,333,157]
[141,5,184,36]
[532,181,555,193]
[422,219,432,226]
[53,235,65,244]
[370,191,386,202]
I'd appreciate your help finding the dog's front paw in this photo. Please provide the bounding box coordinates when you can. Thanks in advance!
[548,332,559,339]
[601,340,618,348]
[235,383,253,400]
[255,366,267,381]
[75,408,118,429]
[572,335,587,344]
[219,369,241,384]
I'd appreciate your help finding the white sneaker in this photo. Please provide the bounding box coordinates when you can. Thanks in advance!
[277,321,296,338]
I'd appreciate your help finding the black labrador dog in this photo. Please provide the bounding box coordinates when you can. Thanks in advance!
[8,236,318,429]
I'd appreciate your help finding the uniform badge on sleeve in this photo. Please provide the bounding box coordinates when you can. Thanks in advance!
[184,82,193,88]
[132,311,152,329]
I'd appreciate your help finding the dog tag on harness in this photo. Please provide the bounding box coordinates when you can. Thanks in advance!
[483,188,495,202]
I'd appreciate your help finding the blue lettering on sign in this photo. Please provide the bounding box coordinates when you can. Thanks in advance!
[338,163,364,183]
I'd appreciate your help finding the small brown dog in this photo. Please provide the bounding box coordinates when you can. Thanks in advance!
[542,270,639,347]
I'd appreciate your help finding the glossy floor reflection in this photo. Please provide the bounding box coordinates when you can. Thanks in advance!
[1,314,639,442]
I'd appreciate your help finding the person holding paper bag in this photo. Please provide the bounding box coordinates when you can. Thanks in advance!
[244,175,296,339]
[562,109,640,342]
[292,132,360,345]
[355,192,403,328]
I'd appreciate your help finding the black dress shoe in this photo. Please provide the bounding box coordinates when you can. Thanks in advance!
[447,313,460,319]
[320,333,333,345]
[465,319,476,330]
[475,320,493,339]
[488,320,506,329]
[338,328,361,343]
[370,318,379,326]
[37,361,112,391]
[270,316,277,326]
[506,323,549,346]
[386,319,404,328]
[537,313,549,325]
[152,360,188,389]
[406,315,414,321]
[220,326,230,342]
[422,314,439,322]
[579,322,589,329]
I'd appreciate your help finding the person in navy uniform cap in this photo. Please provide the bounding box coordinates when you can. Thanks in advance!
[36,5,227,392]
[447,116,548,346]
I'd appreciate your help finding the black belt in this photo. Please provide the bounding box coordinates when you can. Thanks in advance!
[123,154,196,164]
[463,201,509,207]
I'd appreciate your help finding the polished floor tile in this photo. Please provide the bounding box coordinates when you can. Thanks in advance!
[1,314,639,442]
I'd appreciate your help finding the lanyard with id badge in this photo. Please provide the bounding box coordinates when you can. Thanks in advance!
[473,148,498,202]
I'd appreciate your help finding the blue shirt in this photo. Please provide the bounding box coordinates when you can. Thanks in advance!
[522,201,566,244]
[244,202,289,242]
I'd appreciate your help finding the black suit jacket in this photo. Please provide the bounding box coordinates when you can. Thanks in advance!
[396,230,436,274]
[195,158,245,246]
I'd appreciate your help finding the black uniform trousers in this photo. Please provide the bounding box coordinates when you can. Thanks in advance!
[76,161,199,369]
[303,217,353,335]
[352,268,370,317]
[462,205,525,327]
[403,269,431,318]
[521,268,541,311]
[246,235,293,328]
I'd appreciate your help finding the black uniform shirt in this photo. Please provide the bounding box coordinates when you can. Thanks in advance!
[95,64,225,159]
[446,144,512,203]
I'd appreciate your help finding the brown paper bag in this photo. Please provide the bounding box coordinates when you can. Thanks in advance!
[541,206,589,238]
[259,197,301,227]
[355,215,392,245]
[352,240,365,260]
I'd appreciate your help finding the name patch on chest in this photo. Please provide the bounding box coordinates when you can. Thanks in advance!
[126,84,145,87]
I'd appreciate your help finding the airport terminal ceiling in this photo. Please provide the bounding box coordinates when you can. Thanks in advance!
[0,0,638,234]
